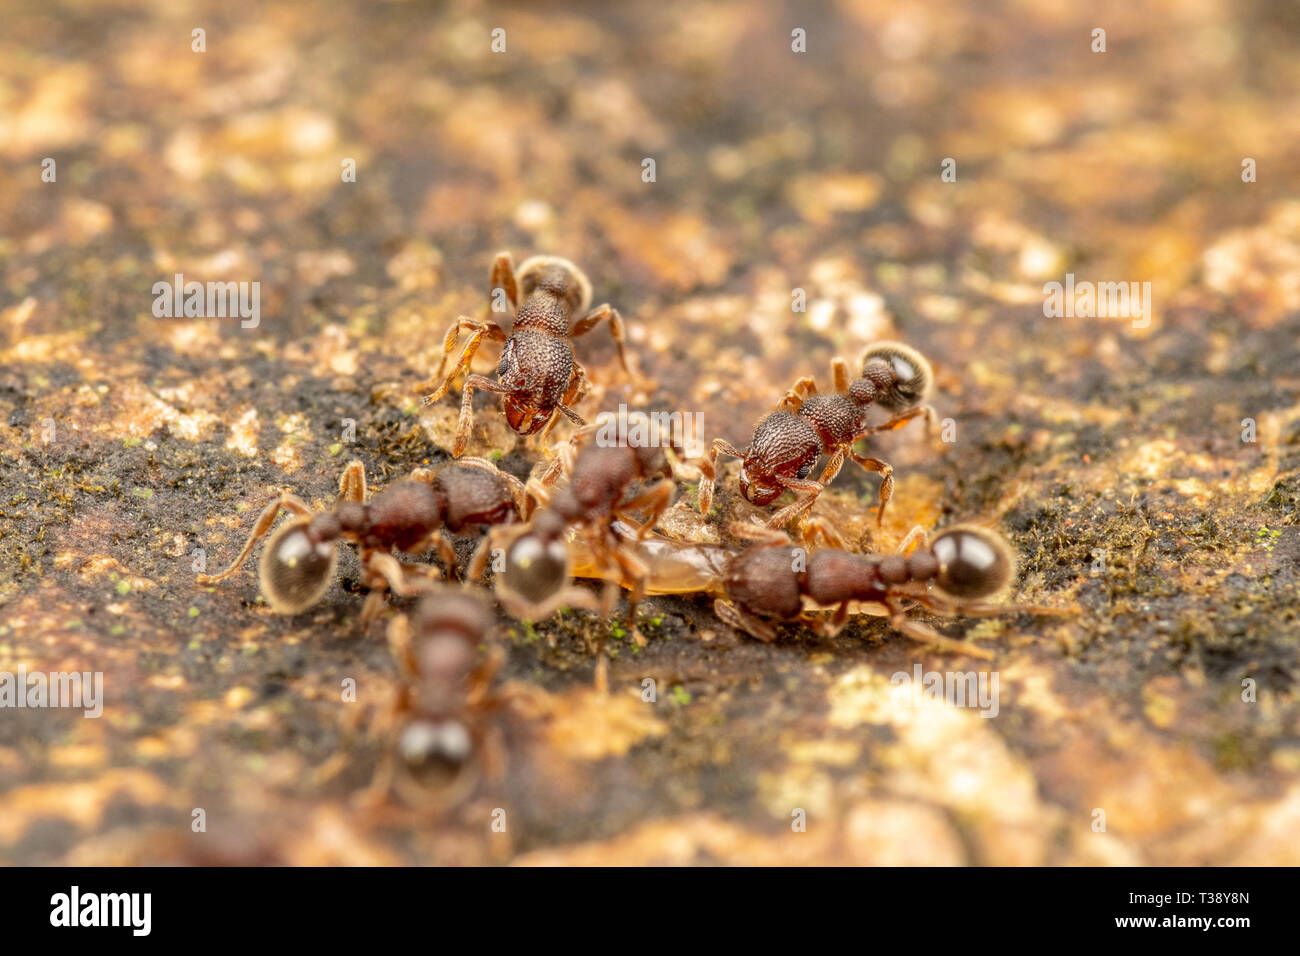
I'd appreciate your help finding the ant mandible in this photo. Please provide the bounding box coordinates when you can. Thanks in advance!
[418,253,643,457]
[697,342,936,531]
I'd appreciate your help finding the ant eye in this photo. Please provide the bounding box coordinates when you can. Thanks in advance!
[259,519,337,614]
[861,342,933,411]
[500,533,570,605]
[930,526,1014,601]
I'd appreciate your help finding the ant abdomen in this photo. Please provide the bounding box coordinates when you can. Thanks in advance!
[260,519,339,614]
[498,511,571,607]
[861,341,933,411]
[515,255,592,316]
[929,526,1015,601]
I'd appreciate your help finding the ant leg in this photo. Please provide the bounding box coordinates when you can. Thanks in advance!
[465,533,495,582]
[765,475,826,529]
[387,614,417,678]
[785,445,845,542]
[696,439,746,515]
[610,538,650,635]
[860,405,929,438]
[496,579,600,623]
[361,553,434,624]
[371,553,436,598]
[896,525,928,555]
[553,403,587,429]
[831,356,851,393]
[196,493,313,583]
[360,590,386,625]
[778,376,818,413]
[727,520,792,547]
[615,478,675,539]
[468,523,524,582]
[713,599,779,642]
[522,474,553,513]
[468,644,506,701]
[355,749,396,810]
[818,445,847,485]
[431,529,459,580]
[570,303,643,385]
[337,459,368,503]
[904,591,1080,619]
[800,515,848,551]
[488,251,519,315]
[823,601,852,637]
[887,598,995,659]
[419,317,508,402]
[451,373,511,458]
[846,448,894,527]
[537,421,599,486]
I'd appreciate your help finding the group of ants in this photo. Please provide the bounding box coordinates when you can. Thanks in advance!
[197,253,1073,807]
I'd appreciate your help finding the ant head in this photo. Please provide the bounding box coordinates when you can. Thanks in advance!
[929,525,1015,601]
[398,718,474,774]
[739,469,784,506]
[861,341,933,411]
[515,255,592,313]
[258,519,338,614]
[497,512,571,608]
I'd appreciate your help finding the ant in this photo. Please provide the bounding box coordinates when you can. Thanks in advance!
[503,520,1074,660]
[417,252,643,457]
[197,458,528,621]
[697,342,936,531]
[485,419,681,689]
[359,590,511,810]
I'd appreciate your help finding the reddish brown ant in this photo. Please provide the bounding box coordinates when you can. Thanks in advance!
[417,253,644,457]
[484,418,682,689]
[697,342,936,531]
[358,590,512,810]
[197,458,528,621]
[504,520,1075,660]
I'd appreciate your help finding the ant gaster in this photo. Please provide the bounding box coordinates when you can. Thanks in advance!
[418,252,643,457]
[197,458,527,621]
[697,342,936,530]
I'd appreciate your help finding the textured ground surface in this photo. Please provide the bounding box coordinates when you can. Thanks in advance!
[1,0,1298,865]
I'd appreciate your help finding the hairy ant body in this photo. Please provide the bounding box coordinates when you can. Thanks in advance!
[197,458,527,621]
[361,591,510,809]
[698,342,936,530]
[506,520,1073,660]
[486,420,680,689]
[418,252,642,457]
